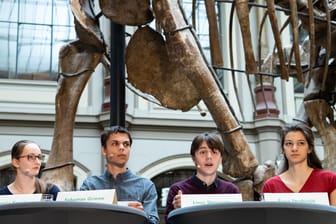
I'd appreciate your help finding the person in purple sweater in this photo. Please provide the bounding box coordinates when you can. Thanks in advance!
[165,132,240,223]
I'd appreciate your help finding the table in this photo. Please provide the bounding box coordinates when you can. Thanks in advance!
[0,201,148,224]
[168,201,336,224]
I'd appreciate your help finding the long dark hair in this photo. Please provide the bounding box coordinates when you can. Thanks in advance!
[35,178,52,194]
[278,123,322,173]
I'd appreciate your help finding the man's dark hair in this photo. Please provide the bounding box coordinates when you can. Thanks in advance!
[100,126,133,148]
[190,132,224,156]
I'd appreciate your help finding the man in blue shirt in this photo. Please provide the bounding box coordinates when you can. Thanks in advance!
[80,126,159,224]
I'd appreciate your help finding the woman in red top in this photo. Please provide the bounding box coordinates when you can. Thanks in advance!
[261,123,336,206]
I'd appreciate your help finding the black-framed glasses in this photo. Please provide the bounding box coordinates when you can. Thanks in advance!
[17,154,45,162]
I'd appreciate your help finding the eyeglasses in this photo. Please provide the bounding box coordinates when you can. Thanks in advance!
[284,140,307,148]
[17,154,45,162]
[110,140,131,148]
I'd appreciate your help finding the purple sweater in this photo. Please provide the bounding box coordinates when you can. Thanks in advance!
[165,174,239,223]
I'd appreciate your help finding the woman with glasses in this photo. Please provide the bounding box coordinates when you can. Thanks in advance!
[261,123,336,206]
[165,132,240,223]
[0,140,60,200]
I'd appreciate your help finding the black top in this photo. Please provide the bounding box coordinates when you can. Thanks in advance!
[0,201,148,224]
[168,201,336,224]
[0,184,60,200]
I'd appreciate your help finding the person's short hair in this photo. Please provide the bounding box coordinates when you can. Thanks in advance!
[279,122,322,173]
[190,132,224,156]
[100,125,132,148]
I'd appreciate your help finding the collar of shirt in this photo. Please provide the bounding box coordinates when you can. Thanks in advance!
[103,168,132,181]
[191,173,219,190]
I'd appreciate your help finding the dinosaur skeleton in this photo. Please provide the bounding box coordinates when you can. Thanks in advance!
[41,0,336,199]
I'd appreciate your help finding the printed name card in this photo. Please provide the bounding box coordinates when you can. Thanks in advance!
[262,192,329,205]
[56,189,117,204]
[181,193,242,207]
[0,194,43,204]
[117,201,137,207]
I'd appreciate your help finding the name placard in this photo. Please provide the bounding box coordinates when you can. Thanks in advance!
[181,193,242,207]
[0,194,43,204]
[117,201,136,207]
[56,189,117,204]
[262,192,329,205]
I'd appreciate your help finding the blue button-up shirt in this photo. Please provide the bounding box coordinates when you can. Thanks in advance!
[80,169,159,224]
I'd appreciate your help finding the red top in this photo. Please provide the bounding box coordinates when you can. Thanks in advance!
[261,169,336,202]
